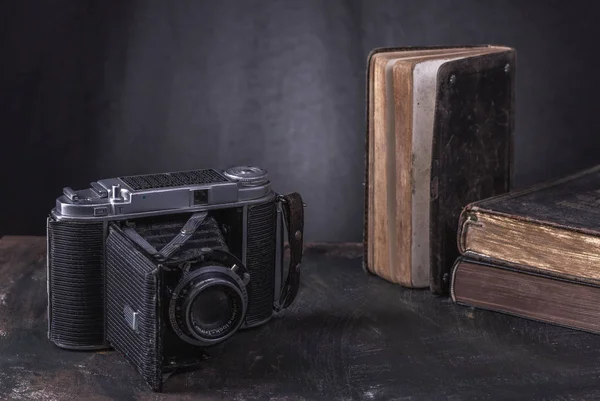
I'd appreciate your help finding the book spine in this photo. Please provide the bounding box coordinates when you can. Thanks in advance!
[456,207,473,255]
[448,256,463,302]
[362,50,376,275]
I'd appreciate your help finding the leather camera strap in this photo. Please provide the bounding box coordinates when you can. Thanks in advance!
[275,192,305,311]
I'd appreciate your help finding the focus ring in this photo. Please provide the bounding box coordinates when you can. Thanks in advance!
[183,280,243,341]
[168,264,248,347]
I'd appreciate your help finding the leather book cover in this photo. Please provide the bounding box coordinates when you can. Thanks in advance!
[451,255,600,335]
[429,49,515,294]
[363,46,515,294]
[457,164,600,285]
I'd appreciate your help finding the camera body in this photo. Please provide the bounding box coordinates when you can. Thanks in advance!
[47,166,304,391]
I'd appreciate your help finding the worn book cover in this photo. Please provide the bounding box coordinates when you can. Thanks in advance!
[451,256,600,335]
[363,45,515,294]
[458,164,600,285]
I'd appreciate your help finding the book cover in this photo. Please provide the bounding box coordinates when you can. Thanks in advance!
[458,164,600,285]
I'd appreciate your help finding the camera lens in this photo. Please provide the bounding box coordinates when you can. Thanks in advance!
[191,286,233,327]
[185,282,243,342]
[169,261,249,347]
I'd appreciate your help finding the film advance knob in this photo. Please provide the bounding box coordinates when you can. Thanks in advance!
[223,166,268,186]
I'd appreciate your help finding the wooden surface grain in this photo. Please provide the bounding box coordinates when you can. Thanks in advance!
[1,236,600,400]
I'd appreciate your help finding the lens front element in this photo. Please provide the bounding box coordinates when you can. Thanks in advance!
[192,286,233,327]
[169,262,249,347]
[185,281,243,342]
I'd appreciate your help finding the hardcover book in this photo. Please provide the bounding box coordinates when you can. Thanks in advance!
[451,256,600,335]
[458,164,600,285]
[363,45,515,294]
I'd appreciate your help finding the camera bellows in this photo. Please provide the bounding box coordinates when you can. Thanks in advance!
[47,218,106,349]
[132,214,228,261]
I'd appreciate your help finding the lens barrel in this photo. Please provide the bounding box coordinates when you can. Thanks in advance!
[184,280,243,341]
[169,263,248,346]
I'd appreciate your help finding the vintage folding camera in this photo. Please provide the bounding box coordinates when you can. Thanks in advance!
[46,166,304,391]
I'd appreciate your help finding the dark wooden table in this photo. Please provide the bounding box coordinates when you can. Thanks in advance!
[1,236,600,400]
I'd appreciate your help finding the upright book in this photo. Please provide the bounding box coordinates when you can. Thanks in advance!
[458,164,600,285]
[363,45,515,294]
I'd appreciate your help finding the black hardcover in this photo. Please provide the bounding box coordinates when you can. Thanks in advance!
[430,50,515,294]
[459,164,600,234]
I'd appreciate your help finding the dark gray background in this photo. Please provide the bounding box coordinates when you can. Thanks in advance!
[2,0,599,241]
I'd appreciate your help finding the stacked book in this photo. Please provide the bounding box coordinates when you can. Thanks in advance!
[451,165,600,334]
